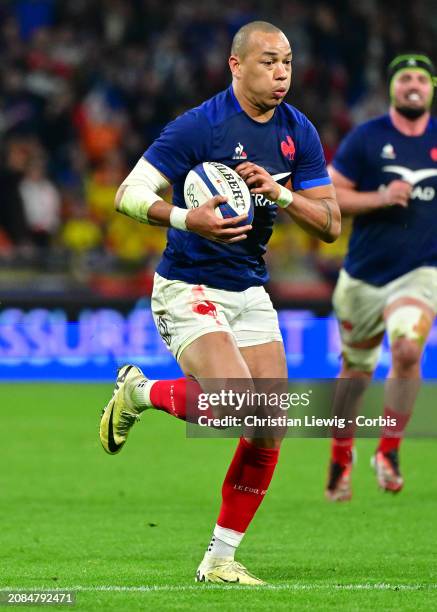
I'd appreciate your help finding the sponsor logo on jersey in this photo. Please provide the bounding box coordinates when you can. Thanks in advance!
[430,148,437,162]
[382,165,437,184]
[232,142,248,160]
[381,143,396,159]
[252,172,292,207]
[382,165,437,201]
[272,171,292,183]
[281,135,296,160]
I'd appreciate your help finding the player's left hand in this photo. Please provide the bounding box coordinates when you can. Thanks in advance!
[235,162,280,201]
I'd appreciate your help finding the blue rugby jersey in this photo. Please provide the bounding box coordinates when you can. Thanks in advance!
[144,85,330,291]
[333,115,437,286]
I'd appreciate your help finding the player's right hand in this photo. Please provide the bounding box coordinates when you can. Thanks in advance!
[186,195,252,243]
[381,180,412,207]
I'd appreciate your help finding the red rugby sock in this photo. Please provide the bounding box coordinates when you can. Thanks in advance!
[149,378,203,421]
[149,378,218,424]
[378,406,412,454]
[217,438,279,534]
[331,437,354,466]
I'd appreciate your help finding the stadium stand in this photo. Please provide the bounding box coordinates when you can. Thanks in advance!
[0,0,435,312]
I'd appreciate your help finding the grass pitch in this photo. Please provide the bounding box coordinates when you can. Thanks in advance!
[2,383,437,610]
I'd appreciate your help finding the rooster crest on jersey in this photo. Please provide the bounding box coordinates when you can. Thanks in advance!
[184,161,254,226]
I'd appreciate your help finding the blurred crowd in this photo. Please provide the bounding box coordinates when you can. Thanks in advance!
[0,0,436,296]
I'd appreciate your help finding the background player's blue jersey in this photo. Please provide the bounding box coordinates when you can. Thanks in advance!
[333,115,437,286]
[144,86,330,291]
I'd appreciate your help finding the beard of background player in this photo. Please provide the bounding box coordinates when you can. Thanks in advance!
[394,104,428,120]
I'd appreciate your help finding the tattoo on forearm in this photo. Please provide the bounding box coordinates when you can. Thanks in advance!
[321,199,332,232]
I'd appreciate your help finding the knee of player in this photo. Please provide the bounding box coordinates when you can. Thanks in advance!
[386,302,432,357]
[391,337,422,370]
[340,358,374,378]
[340,347,379,376]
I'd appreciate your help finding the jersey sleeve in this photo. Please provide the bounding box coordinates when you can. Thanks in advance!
[331,126,365,184]
[293,119,331,191]
[143,109,212,183]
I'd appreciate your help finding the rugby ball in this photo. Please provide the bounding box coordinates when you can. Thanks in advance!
[184,162,254,225]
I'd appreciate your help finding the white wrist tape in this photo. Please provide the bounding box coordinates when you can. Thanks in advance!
[275,185,294,208]
[169,207,189,231]
[118,158,171,224]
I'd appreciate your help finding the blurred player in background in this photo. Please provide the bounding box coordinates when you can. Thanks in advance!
[99,21,340,583]
[326,54,437,501]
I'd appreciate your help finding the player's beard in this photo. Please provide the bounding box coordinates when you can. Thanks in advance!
[394,104,428,120]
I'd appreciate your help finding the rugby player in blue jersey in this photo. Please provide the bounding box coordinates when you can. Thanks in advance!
[99,21,340,583]
[326,54,437,501]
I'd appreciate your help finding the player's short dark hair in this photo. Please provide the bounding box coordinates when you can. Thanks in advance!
[231,21,286,58]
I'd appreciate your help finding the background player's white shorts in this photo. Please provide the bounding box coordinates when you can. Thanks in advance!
[333,267,437,370]
[151,273,282,361]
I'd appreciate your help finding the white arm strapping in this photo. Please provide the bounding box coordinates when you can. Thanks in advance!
[118,158,171,224]
[275,185,294,208]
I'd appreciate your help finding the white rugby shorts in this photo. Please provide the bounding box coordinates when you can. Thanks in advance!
[333,266,437,347]
[151,273,283,361]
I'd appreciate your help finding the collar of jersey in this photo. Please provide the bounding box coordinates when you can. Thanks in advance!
[387,112,434,137]
[229,85,279,127]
